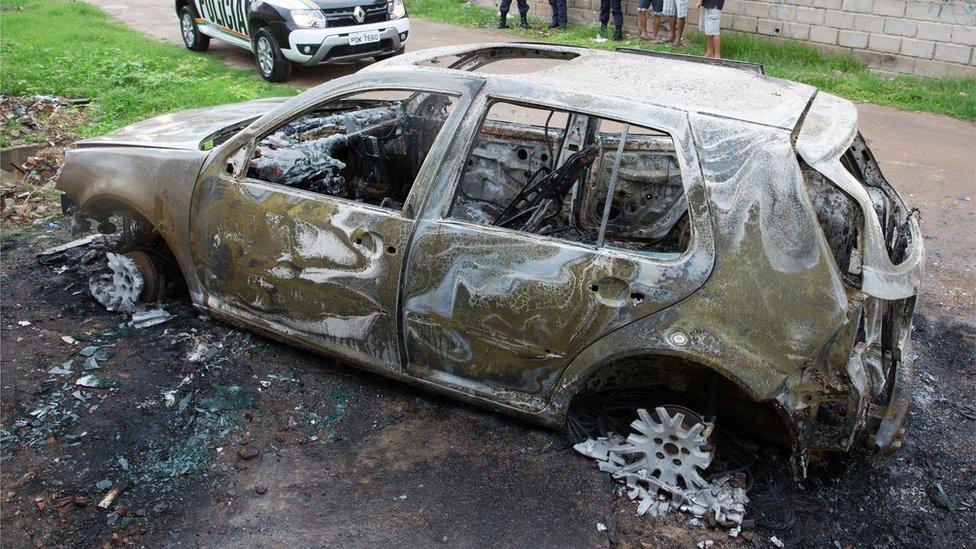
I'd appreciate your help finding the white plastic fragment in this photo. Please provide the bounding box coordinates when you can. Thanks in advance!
[596,522,607,532]
[129,308,175,329]
[18,320,31,326]
[771,536,784,548]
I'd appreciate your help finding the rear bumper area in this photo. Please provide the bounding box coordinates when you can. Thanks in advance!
[282,18,410,65]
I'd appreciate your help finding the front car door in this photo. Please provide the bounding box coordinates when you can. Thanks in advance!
[189,74,481,372]
[402,88,714,412]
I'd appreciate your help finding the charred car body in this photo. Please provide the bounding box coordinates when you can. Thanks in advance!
[57,44,924,478]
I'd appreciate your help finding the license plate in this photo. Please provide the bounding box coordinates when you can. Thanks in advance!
[349,31,380,46]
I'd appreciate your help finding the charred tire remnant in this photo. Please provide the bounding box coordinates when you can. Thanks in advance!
[566,357,787,450]
[254,28,291,83]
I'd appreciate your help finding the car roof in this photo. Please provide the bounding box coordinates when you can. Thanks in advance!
[365,43,823,131]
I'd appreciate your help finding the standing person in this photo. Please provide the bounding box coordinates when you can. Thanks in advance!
[548,0,568,28]
[499,0,531,28]
[696,0,723,58]
[638,0,664,41]
[662,0,687,46]
[599,0,624,40]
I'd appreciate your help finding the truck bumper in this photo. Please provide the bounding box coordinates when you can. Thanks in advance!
[282,18,410,65]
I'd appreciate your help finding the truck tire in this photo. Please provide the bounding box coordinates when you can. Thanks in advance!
[254,28,292,83]
[180,6,210,52]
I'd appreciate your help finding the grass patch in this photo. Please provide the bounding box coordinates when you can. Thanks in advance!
[407,0,976,121]
[0,0,298,139]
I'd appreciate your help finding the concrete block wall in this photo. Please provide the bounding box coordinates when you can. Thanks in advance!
[472,0,976,77]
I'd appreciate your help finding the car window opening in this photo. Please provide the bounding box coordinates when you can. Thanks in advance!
[247,91,457,211]
[449,101,690,253]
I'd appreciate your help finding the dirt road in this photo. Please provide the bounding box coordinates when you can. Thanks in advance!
[1,2,974,547]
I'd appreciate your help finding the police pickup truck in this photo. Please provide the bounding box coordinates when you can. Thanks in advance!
[177,0,410,82]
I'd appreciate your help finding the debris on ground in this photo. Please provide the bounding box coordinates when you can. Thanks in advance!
[75,375,121,389]
[130,308,175,329]
[1,95,87,224]
[575,407,748,528]
[37,234,109,256]
[97,486,122,510]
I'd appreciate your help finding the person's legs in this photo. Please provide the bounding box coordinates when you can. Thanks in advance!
[672,0,686,45]
[498,0,511,28]
[517,0,531,28]
[662,0,676,41]
[713,33,721,58]
[650,0,663,40]
[599,0,610,31]
[612,0,623,38]
[557,0,568,27]
[701,7,721,56]
[637,0,649,38]
[548,0,559,27]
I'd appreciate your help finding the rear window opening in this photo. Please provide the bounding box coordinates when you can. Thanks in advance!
[448,100,690,255]
[417,46,580,74]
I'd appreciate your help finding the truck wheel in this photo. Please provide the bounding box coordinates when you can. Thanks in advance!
[374,47,405,62]
[180,6,210,52]
[254,28,292,83]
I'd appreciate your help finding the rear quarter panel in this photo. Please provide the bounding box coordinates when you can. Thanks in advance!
[57,146,209,300]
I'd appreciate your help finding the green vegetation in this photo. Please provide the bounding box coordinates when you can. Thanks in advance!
[407,0,976,121]
[0,0,297,139]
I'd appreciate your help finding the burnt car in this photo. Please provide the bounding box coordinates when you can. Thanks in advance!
[56,44,924,478]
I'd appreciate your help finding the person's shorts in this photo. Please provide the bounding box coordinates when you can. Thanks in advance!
[701,7,721,35]
[662,0,687,18]
[638,0,663,13]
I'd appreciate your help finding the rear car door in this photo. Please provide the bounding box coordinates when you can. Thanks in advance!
[402,96,713,412]
[189,79,476,372]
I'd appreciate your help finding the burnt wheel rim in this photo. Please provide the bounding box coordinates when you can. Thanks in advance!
[181,12,195,47]
[257,37,274,75]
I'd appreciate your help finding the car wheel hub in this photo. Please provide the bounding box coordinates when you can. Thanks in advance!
[257,37,274,75]
[615,406,713,489]
[89,252,146,314]
[181,12,195,46]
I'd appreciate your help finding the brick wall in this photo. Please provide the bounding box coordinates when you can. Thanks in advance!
[473,0,976,77]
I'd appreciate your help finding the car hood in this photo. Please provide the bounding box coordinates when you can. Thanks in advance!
[75,98,290,151]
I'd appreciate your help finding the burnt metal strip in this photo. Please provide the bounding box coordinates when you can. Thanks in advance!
[597,123,630,246]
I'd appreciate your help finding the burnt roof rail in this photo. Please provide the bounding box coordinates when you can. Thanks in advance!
[614,48,764,75]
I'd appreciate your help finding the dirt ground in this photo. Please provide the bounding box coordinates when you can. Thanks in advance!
[1,3,975,547]
[2,219,975,548]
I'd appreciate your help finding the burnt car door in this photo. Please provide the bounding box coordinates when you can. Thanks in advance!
[189,77,478,372]
[401,95,714,412]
